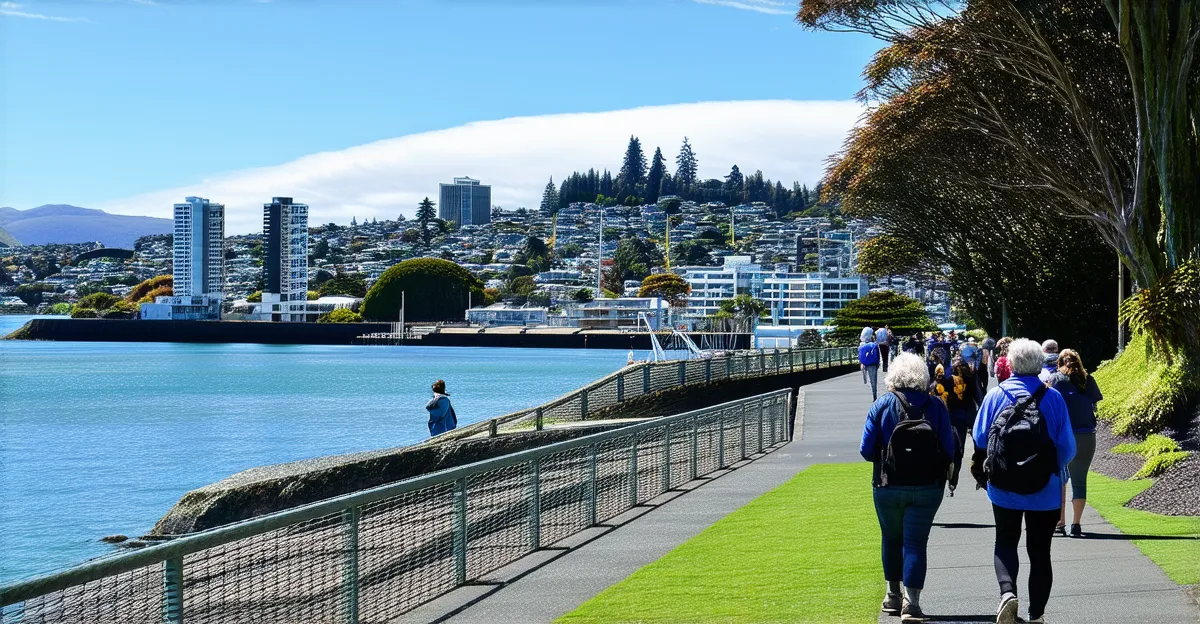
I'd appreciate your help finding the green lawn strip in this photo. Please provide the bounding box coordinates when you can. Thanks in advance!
[1087,471,1200,585]
[558,462,881,624]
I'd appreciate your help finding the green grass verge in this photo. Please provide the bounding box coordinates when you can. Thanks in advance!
[1086,471,1200,585]
[558,463,880,624]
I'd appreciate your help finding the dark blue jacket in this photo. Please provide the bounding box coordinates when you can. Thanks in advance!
[1048,373,1103,433]
[860,389,956,486]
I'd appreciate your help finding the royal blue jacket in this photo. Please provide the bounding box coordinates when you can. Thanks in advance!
[426,394,458,436]
[972,376,1076,510]
[860,389,956,487]
[858,342,880,366]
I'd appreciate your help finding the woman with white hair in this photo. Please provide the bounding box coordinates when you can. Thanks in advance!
[859,353,956,622]
[971,338,1076,624]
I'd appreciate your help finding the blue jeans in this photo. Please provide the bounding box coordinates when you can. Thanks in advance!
[873,484,944,588]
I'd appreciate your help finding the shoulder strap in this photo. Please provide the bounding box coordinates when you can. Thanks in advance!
[891,391,924,421]
[1031,385,1048,404]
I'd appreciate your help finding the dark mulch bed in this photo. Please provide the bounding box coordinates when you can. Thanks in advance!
[1092,403,1200,517]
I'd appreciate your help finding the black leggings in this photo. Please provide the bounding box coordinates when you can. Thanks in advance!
[949,423,969,488]
[992,505,1059,619]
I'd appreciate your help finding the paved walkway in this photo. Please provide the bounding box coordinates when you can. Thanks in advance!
[408,372,1197,623]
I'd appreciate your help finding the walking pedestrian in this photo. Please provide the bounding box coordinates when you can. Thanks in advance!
[1047,349,1103,537]
[876,325,892,372]
[1037,339,1059,383]
[904,333,922,355]
[994,338,1013,383]
[859,339,882,400]
[425,380,458,436]
[861,325,876,345]
[981,335,997,377]
[888,327,899,362]
[970,339,1075,624]
[860,353,956,622]
[934,357,982,496]
[960,337,983,394]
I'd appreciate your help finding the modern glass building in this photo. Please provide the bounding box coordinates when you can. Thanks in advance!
[261,197,310,321]
[172,196,225,298]
[141,197,224,320]
[438,177,492,226]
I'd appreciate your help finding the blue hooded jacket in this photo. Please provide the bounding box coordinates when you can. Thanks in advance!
[972,376,1076,510]
[426,394,458,436]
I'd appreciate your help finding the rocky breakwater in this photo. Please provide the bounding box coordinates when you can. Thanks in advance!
[151,425,623,536]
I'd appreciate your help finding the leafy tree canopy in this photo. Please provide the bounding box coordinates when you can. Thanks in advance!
[829,291,936,346]
[317,308,364,323]
[360,258,484,322]
[638,273,691,307]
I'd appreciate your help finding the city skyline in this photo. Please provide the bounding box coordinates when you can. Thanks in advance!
[2,1,878,233]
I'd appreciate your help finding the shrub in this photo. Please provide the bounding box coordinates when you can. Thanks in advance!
[830,290,937,345]
[1093,334,1198,437]
[307,291,320,301]
[70,307,98,318]
[360,258,484,322]
[45,303,72,315]
[1133,451,1191,479]
[100,300,138,319]
[246,291,262,303]
[76,292,119,311]
[125,275,173,303]
[1112,434,1182,458]
[317,308,364,323]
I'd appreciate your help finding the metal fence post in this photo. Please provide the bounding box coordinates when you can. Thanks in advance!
[740,403,747,460]
[163,556,184,624]
[617,372,625,403]
[705,358,712,383]
[529,458,541,551]
[643,365,651,394]
[718,409,726,468]
[488,419,498,438]
[689,414,698,480]
[773,350,780,372]
[661,423,671,493]
[580,389,589,419]
[453,477,468,585]
[536,407,544,431]
[678,360,686,386]
[629,437,639,508]
[758,399,765,453]
[342,507,360,624]
[587,444,598,526]
[760,351,766,372]
[789,349,794,373]
[726,355,732,379]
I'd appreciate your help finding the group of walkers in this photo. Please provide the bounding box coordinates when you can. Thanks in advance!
[859,335,1105,623]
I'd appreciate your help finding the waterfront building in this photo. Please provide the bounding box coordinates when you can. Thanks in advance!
[567,297,666,330]
[439,177,492,226]
[680,255,867,330]
[261,197,310,322]
[140,196,224,320]
[466,305,549,327]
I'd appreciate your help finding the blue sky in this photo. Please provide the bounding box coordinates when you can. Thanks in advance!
[2,0,879,229]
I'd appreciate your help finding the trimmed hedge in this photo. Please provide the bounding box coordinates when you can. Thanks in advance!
[830,290,937,345]
[360,258,484,322]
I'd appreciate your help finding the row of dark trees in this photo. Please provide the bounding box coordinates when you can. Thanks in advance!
[548,137,824,214]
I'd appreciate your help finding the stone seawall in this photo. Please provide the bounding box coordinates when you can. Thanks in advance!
[151,363,855,536]
[8,318,751,350]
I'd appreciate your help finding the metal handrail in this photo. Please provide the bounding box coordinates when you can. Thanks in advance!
[1,388,795,617]
[432,345,855,442]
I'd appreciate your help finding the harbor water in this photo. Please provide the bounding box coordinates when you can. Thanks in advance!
[0,316,627,584]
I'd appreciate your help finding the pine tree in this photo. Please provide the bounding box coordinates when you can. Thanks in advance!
[600,169,614,198]
[540,177,559,215]
[675,137,698,190]
[351,216,357,226]
[617,136,647,195]
[646,147,667,203]
[724,165,744,204]
[415,197,436,248]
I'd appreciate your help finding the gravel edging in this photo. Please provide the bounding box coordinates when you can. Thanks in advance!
[1090,406,1200,517]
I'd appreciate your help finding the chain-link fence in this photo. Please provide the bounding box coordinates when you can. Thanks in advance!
[1,390,792,624]
[434,346,854,440]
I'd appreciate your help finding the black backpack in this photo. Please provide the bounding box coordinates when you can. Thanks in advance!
[881,392,945,487]
[985,386,1057,494]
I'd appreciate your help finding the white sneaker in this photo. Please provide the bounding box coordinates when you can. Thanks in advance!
[996,593,1018,624]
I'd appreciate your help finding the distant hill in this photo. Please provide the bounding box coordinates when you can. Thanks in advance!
[0,205,172,248]
[0,224,19,247]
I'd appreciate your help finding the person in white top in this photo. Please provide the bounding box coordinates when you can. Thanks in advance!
[860,326,875,344]
[875,326,891,371]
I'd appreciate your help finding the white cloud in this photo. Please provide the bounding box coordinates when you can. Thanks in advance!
[0,1,87,21]
[100,100,864,234]
[692,0,792,15]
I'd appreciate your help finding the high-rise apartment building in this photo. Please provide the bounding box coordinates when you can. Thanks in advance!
[261,197,310,321]
[439,177,492,226]
[140,196,225,320]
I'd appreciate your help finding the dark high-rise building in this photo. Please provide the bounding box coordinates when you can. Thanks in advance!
[261,197,309,321]
[438,177,492,226]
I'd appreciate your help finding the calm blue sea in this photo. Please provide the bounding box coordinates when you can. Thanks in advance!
[0,315,626,585]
